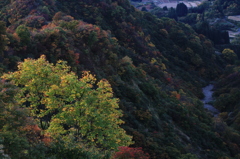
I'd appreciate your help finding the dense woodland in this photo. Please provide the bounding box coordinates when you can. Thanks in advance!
[149,0,240,45]
[0,0,240,158]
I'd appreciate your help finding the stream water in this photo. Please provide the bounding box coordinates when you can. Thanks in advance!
[201,84,220,117]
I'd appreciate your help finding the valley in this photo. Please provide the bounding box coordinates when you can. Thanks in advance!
[1,0,240,158]
[202,84,220,117]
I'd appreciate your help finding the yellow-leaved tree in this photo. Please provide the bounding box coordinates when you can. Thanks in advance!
[222,48,237,64]
[2,55,133,150]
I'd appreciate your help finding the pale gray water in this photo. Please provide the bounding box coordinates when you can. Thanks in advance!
[202,84,220,117]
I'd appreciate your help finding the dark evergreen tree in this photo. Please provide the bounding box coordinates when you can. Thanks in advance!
[176,2,188,17]
[163,6,168,11]
[141,7,147,12]
[168,7,178,21]
[0,21,6,62]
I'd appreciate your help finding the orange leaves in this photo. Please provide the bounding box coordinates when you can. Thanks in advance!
[147,42,155,47]
[24,124,41,135]
[113,146,150,159]
[171,91,181,100]
[95,26,100,31]
[41,133,52,146]
[176,93,181,100]
[23,124,52,145]
[41,23,57,31]
[23,124,41,142]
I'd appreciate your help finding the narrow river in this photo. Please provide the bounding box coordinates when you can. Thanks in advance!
[201,84,220,117]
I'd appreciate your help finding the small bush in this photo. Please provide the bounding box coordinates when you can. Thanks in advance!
[112,146,150,159]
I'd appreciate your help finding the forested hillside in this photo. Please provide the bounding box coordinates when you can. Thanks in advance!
[213,0,240,15]
[0,0,240,158]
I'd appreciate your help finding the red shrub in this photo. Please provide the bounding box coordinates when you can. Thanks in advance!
[166,77,172,83]
[113,146,150,159]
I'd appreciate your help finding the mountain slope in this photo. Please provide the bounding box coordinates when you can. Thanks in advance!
[0,0,238,158]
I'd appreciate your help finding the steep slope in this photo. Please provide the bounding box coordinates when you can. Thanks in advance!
[0,0,237,158]
[214,64,240,125]
[212,64,240,157]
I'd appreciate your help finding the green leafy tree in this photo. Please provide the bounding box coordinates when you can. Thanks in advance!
[0,80,30,159]
[87,31,98,47]
[2,55,133,150]
[15,25,31,47]
[0,80,107,159]
[52,11,64,23]
[0,21,8,61]
[222,48,238,64]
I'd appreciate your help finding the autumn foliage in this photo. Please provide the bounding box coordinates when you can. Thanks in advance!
[2,55,133,151]
[112,146,150,159]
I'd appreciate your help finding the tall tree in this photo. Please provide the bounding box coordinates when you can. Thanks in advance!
[0,21,7,62]
[176,2,188,17]
[0,80,30,159]
[15,25,31,47]
[2,55,133,150]
[168,7,178,21]
[222,48,237,64]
